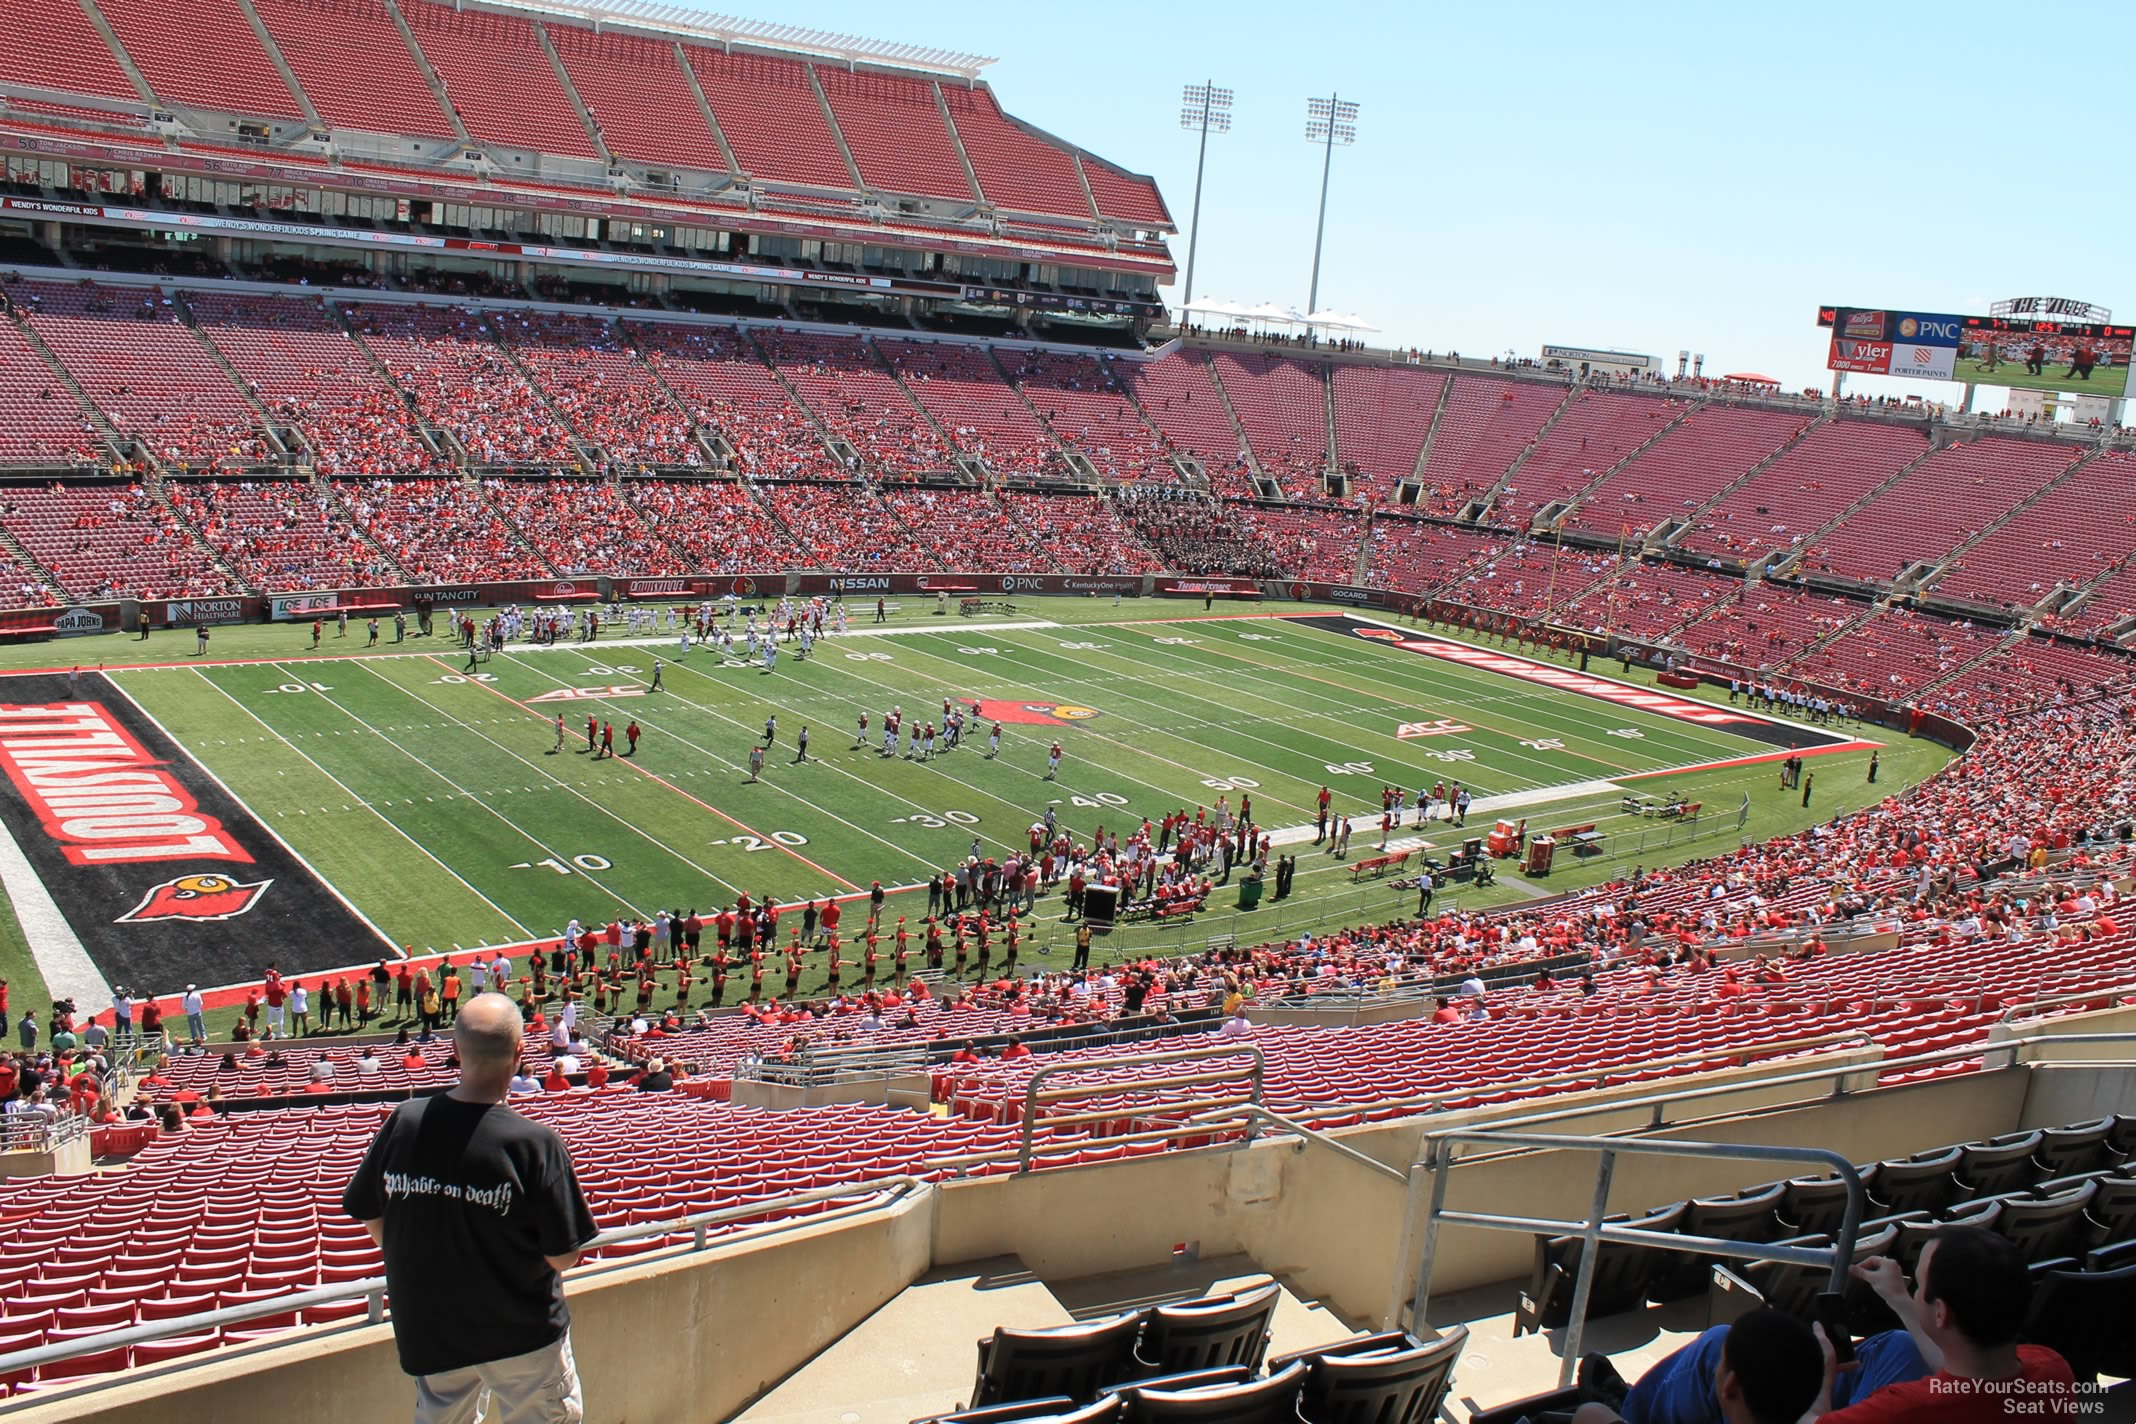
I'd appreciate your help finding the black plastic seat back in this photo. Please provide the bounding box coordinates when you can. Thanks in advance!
[1739,1224,1897,1320]
[2036,1120,2114,1177]
[1122,1360,1307,1424]
[1996,1183,2100,1264]
[922,1398,1091,1424]
[2023,1262,2136,1381]
[1298,1325,1467,1424]
[1874,1147,1963,1214]
[1135,1285,1280,1377]
[975,1312,1148,1408]
[1654,1184,1788,1300]
[1516,1203,1686,1331]
[2074,1172,2136,1248]
[1957,1133,2046,1198]
[1781,1171,1866,1237]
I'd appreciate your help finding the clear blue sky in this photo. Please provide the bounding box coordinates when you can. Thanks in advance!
[714,0,2131,402]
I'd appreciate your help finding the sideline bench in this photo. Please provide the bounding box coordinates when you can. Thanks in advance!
[1351,850,1412,882]
[958,598,1019,617]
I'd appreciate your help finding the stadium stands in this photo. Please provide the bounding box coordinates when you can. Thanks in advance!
[1933,449,2136,612]
[939,85,1093,218]
[1444,541,1617,620]
[1563,405,1806,540]
[1561,562,1738,641]
[816,68,973,201]
[625,477,799,574]
[183,291,449,479]
[339,303,580,466]
[163,478,393,591]
[478,477,677,577]
[1331,364,1444,490]
[753,329,951,478]
[686,49,854,191]
[0,0,140,102]
[395,0,599,158]
[1416,377,1565,518]
[493,312,703,467]
[1676,418,1930,564]
[877,339,1060,479]
[0,481,234,604]
[248,0,456,139]
[626,322,843,480]
[11,282,265,471]
[91,0,305,119]
[1365,516,1513,597]
[886,487,1057,572]
[335,476,546,584]
[1011,351,1174,482]
[1667,580,1869,670]
[1783,607,2012,704]
[1128,354,1250,493]
[775,481,929,570]
[547,27,727,172]
[1234,505,1366,585]
[2065,562,2136,641]
[1211,353,1329,499]
[0,319,106,468]
[996,492,1163,575]
[1497,391,1683,527]
[1800,436,2082,585]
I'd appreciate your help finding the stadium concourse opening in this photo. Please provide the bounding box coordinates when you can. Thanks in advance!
[0,0,2131,1419]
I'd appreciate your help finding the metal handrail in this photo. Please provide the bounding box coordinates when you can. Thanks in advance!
[1017,1042,1264,1172]
[1187,1104,1408,1186]
[1409,1132,1868,1389]
[0,1175,927,1383]
[0,1112,89,1155]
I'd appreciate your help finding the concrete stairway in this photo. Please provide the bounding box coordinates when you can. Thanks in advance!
[735,1253,1352,1424]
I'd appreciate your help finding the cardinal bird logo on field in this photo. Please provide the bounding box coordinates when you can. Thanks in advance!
[117,874,273,924]
[980,701,1103,726]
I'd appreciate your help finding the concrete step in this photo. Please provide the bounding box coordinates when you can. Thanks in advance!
[1424,1279,1710,1419]
[736,1256,1074,1424]
[736,1251,1358,1424]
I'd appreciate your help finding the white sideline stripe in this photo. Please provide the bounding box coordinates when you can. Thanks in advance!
[103,676,402,963]
[507,619,1063,656]
[0,816,110,1016]
[1260,780,1626,848]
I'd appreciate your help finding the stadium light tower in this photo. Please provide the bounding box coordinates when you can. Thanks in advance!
[1178,81,1232,318]
[1303,93,1359,316]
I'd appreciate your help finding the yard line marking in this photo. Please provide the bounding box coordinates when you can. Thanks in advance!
[402,657,850,892]
[512,650,1008,875]
[186,670,531,939]
[248,663,652,918]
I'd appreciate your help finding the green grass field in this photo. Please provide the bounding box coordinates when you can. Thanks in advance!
[0,600,1954,1026]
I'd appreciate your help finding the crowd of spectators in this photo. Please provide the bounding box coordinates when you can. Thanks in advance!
[0,481,238,606]
[496,312,703,468]
[164,479,394,591]
[627,322,845,480]
[333,476,547,584]
[995,491,1163,576]
[340,303,578,465]
[626,477,799,573]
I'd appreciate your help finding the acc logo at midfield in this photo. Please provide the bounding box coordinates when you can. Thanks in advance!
[118,873,273,924]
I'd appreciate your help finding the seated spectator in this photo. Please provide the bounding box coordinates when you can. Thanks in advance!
[355,1047,382,1078]
[508,1063,541,1095]
[1575,1228,2073,1424]
[634,1057,673,1092]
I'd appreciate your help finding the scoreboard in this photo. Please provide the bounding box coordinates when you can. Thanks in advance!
[1815,304,2134,398]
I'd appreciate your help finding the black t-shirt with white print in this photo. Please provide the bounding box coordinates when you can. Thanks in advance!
[343,1093,598,1376]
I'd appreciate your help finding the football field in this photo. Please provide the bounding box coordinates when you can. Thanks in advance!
[0,602,1924,1011]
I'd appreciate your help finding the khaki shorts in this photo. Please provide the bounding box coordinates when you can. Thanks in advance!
[414,1332,582,1424]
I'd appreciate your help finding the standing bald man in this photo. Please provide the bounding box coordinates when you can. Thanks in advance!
[345,992,598,1423]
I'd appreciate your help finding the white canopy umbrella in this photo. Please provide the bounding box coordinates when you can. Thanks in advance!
[1302,310,1379,332]
[1239,303,1299,325]
[1178,297,1252,319]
